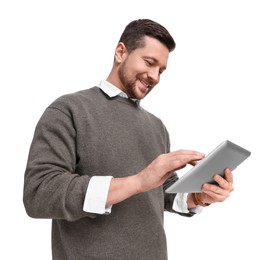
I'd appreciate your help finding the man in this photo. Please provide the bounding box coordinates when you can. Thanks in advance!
[23,19,234,260]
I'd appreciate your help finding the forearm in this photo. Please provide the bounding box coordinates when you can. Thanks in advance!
[106,175,141,207]
[106,150,205,208]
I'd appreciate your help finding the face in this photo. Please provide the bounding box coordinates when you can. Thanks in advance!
[116,36,169,100]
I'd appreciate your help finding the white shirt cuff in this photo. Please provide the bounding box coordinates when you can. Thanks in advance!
[83,176,113,214]
[172,193,203,214]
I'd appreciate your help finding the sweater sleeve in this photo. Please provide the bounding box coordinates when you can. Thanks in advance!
[163,173,195,217]
[23,106,96,222]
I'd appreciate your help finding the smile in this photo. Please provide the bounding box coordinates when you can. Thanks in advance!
[140,80,151,89]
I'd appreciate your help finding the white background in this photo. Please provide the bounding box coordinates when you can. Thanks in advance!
[1,0,272,259]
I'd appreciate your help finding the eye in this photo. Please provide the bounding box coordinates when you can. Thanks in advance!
[145,59,153,66]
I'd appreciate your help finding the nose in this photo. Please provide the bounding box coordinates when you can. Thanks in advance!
[147,67,160,84]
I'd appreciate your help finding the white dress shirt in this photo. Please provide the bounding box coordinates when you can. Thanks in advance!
[83,80,202,215]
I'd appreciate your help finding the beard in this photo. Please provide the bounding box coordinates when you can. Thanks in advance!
[118,60,138,99]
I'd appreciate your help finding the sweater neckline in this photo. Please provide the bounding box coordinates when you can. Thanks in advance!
[95,86,141,108]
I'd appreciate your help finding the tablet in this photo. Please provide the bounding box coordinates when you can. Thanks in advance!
[165,140,251,193]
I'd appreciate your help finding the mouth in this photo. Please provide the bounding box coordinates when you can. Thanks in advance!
[139,80,152,89]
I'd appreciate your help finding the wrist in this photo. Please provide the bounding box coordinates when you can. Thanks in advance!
[135,170,150,193]
[187,193,197,209]
[106,175,141,206]
[191,193,210,207]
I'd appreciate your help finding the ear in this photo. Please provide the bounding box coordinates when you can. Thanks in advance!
[114,42,128,63]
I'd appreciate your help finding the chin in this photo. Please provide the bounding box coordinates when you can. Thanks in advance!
[135,88,150,100]
[135,92,147,100]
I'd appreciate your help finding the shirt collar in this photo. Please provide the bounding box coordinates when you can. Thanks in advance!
[98,80,140,104]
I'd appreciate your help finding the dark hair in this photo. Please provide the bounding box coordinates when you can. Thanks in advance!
[118,19,176,53]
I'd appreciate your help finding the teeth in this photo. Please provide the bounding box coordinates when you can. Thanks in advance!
[141,80,149,88]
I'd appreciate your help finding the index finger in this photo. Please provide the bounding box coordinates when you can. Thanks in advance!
[171,149,205,157]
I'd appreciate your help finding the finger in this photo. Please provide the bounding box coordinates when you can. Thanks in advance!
[202,184,230,202]
[189,160,201,166]
[153,150,205,177]
[202,182,223,195]
[213,174,233,190]
[202,190,228,203]
[224,168,233,184]
[168,149,204,158]
[166,153,204,171]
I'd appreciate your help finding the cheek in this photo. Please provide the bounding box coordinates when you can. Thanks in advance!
[127,56,146,74]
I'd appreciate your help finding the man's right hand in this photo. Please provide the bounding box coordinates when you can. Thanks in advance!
[136,150,205,193]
